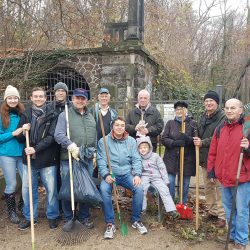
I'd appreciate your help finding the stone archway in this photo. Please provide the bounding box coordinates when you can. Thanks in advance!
[45,66,90,101]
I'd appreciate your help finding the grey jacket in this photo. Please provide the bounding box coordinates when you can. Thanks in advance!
[137,136,169,183]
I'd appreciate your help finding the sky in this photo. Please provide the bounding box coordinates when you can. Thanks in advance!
[192,0,248,18]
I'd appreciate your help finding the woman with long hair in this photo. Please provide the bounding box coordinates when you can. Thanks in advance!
[0,85,25,224]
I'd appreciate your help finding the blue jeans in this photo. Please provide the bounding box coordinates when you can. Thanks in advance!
[60,160,90,221]
[168,173,190,204]
[0,156,23,194]
[221,182,250,246]
[100,173,144,224]
[22,164,59,221]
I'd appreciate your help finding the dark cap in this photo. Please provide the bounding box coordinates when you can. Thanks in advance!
[73,88,88,99]
[174,101,188,109]
[204,90,219,104]
[54,82,68,93]
[99,88,109,94]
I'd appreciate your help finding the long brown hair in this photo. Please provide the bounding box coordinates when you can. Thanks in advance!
[0,101,25,128]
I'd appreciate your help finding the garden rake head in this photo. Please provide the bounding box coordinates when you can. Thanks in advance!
[56,217,93,246]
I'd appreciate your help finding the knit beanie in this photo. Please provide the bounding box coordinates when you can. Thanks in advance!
[203,90,220,104]
[54,82,68,93]
[4,85,20,100]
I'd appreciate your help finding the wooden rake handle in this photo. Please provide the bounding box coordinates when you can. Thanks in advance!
[25,130,35,250]
[98,112,120,214]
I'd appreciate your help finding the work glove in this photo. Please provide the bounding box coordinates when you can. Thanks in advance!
[172,140,185,147]
[178,133,194,145]
[67,143,80,161]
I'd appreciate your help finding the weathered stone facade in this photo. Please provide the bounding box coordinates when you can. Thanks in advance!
[49,45,158,103]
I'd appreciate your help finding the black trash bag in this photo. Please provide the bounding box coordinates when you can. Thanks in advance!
[59,160,103,206]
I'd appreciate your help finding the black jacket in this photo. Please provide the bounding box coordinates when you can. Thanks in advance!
[162,116,196,176]
[125,105,164,146]
[16,105,60,169]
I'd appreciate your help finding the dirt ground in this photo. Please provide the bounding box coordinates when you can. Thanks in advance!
[0,195,233,250]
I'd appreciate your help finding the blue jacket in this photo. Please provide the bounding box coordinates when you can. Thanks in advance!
[97,132,143,179]
[0,112,24,157]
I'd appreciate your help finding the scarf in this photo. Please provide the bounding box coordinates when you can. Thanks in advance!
[30,104,46,145]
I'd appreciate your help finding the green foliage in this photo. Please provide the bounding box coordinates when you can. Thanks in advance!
[180,227,205,241]
[155,66,211,119]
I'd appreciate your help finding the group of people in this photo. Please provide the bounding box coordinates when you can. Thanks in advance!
[0,84,249,249]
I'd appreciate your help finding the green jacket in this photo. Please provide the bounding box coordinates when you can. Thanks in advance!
[54,106,96,160]
[198,108,225,167]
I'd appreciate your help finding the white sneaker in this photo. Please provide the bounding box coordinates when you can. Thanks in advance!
[104,224,116,239]
[132,221,148,235]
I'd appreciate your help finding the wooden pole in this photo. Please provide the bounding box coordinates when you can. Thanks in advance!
[25,130,35,250]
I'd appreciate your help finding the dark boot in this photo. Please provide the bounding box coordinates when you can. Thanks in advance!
[17,196,24,212]
[4,193,20,224]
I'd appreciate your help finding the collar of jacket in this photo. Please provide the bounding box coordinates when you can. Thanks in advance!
[134,105,154,115]
[225,114,244,125]
[111,130,129,141]
[72,106,89,115]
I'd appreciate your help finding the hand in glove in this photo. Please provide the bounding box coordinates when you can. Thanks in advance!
[172,140,186,147]
[178,133,194,145]
[67,143,80,161]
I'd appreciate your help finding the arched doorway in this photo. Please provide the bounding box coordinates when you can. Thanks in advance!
[45,67,90,101]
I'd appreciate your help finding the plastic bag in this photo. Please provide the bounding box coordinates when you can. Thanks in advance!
[59,160,103,206]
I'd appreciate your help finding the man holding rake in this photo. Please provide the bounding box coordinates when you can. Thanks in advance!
[97,116,148,239]
[208,98,250,250]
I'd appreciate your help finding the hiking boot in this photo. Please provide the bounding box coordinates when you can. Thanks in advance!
[215,218,226,228]
[167,210,180,220]
[80,217,94,229]
[132,221,148,235]
[18,219,37,231]
[216,235,234,244]
[231,243,246,250]
[104,224,116,239]
[48,219,58,229]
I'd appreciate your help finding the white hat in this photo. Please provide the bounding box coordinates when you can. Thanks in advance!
[4,85,20,100]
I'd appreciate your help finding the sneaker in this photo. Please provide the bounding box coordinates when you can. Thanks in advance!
[48,219,58,229]
[168,211,180,220]
[132,221,148,235]
[104,224,116,239]
[18,219,37,231]
[80,217,94,229]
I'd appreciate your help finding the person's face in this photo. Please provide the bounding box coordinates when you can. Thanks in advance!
[224,100,243,122]
[72,96,87,111]
[31,90,46,107]
[113,119,126,137]
[204,98,218,113]
[138,93,150,108]
[139,143,150,155]
[98,93,110,107]
[6,96,19,108]
[55,89,67,102]
[175,107,187,118]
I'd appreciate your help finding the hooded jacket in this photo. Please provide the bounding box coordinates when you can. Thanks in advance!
[97,131,142,179]
[16,105,59,169]
[137,136,169,183]
[207,118,250,187]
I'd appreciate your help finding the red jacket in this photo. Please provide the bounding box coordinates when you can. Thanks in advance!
[207,120,250,187]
